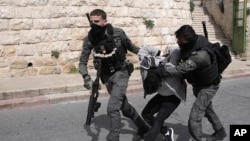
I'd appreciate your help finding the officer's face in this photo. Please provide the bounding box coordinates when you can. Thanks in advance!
[90,15,107,27]
[177,37,189,46]
[177,37,194,51]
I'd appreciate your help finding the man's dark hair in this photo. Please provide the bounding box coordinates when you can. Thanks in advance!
[90,9,107,20]
[143,69,161,95]
[175,25,196,42]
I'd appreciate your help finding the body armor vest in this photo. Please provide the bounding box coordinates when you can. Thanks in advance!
[92,24,127,74]
[185,49,219,86]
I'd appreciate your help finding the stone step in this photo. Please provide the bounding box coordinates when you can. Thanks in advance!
[194,30,223,34]
[192,25,219,29]
[191,12,209,15]
[194,32,228,39]
[194,29,225,33]
[192,21,216,24]
[192,16,213,19]
[193,9,209,13]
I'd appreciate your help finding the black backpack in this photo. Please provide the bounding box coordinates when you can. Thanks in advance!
[205,42,232,74]
[201,21,232,74]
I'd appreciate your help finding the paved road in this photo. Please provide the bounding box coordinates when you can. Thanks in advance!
[0,77,250,141]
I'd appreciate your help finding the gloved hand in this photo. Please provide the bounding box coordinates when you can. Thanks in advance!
[83,74,92,90]
[154,63,167,77]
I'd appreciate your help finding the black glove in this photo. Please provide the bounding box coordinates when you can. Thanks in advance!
[154,63,167,78]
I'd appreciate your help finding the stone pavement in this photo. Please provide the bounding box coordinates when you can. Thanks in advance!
[1,59,250,110]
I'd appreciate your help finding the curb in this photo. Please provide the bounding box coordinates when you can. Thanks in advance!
[0,84,143,110]
[1,71,250,110]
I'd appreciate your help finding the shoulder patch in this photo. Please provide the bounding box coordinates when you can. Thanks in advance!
[191,51,198,55]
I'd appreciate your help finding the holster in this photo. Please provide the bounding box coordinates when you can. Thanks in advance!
[125,60,134,76]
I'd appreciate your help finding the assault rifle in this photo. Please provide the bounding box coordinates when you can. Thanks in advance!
[85,59,102,125]
[202,21,208,39]
[86,13,91,25]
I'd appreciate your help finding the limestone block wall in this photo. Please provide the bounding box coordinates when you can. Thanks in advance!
[0,0,192,78]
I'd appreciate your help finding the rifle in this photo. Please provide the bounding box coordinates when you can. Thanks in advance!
[202,21,208,39]
[86,13,91,25]
[85,59,102,125]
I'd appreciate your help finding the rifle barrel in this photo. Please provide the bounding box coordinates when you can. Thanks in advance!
[86,13,91,26]
[202,21,208,39]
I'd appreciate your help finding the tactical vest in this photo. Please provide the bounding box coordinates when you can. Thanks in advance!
[184,49,220,86]
[92,24,127,74]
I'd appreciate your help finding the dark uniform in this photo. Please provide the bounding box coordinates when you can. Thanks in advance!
[79,24,148,141]
[156,35,226,141]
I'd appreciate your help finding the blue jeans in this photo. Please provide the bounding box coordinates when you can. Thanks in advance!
[189,84,224,141]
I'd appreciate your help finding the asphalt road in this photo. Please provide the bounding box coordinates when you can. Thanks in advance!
[0,77,250,141]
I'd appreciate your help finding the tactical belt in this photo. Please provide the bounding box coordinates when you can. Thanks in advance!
[115,64,127,72]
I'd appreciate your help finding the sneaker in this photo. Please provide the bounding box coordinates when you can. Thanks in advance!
[206,128,227,141]
[165,128,174,141]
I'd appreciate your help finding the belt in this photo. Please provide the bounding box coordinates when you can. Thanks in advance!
[115,64,127,72]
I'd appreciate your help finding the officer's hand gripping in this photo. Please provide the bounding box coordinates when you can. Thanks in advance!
[83,74,92,90]
[154,63,167,77]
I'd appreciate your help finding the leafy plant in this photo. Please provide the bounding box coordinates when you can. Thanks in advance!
[142,18,155,29]
[69,66,79,73]
[190,0,194,13]
[51,51,60,58]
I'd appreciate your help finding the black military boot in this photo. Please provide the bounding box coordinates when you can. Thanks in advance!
[206,127,227,141]
[132,117,150,141]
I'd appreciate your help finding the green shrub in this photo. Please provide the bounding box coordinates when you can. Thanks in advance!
[142,18,155,29]
[69,66,79,74]
[51,51,60,58]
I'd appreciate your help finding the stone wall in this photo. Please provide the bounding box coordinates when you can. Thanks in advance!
[0,0,192,77]
[204,0,250,60]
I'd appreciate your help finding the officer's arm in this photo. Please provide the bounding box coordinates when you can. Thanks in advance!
[164,50,210,75]
[171,59,198,74]
[156,53,200,77]
[120,30,140,54]
[79,37,93,76]
[168,48,181,66]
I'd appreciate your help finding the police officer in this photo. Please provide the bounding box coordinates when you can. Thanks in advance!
[79,9,149,141]
[154,25,227,141]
